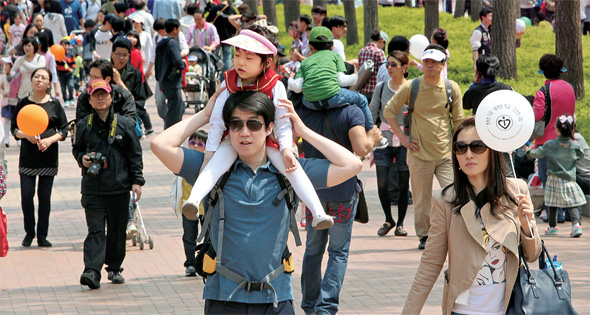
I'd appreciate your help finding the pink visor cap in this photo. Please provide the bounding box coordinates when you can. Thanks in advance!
[222,29,277,56]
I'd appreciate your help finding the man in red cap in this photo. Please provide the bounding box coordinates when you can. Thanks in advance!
[73,79,145,290]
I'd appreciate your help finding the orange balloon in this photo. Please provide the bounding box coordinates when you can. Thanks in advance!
[50,44,65,61]
[16,105,49,137]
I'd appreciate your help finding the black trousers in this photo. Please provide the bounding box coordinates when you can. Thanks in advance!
[81,192,129,276]
[204,300,295,315]
[20,174,55,240]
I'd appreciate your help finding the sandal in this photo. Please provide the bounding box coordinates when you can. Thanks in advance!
[394,226,408,236]
[377,222,395,236]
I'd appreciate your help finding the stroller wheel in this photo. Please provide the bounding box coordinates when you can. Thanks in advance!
[132,234,137,246]
[148,236,154,250]
[139,233,144,250]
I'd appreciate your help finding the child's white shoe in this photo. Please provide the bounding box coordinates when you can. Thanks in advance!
[181,200,200,221]
[312,214,334,230]
[570,223,582,238]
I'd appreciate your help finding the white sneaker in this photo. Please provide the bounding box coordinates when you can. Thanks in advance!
[539,209,547,220]
[571,224,582,238]
[311,214,334,230]
[373,137,389,151]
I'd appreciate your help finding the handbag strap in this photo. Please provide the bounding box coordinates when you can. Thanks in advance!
[322,111,343,146]
[518,241,564,292]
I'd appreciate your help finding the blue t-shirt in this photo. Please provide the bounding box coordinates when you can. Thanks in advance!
[178,148,330,303]
[61,0,83,34]
[298,105,364,202]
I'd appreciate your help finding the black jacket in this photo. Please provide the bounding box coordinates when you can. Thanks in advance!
[463,81,512,114]
[118,63,146,107]
[72,107,145,195]
[75,83,136,122]
[155,37,185,90]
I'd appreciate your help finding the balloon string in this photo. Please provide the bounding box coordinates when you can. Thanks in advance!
[508,152,535,239]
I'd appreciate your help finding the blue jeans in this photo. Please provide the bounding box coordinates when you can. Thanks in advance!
[301,194,358,315]
[155,81,167,119]
[302,88,372,131]
[215,43,233,80]
[58,71,74,101]
[162,87,184,129]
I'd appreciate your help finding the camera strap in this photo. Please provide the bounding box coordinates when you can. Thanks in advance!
[87,113,118,144]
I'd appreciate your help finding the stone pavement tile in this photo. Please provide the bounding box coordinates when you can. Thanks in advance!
[1,85,589,315]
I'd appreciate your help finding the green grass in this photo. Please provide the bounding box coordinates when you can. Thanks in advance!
[272,4,590,138]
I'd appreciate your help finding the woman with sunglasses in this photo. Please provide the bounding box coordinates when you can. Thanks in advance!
[370,50,410,237]
[402,117,541,315]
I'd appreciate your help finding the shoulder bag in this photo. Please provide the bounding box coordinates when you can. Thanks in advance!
[507,240,577,314]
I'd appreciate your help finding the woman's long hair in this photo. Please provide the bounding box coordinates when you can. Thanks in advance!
[442,117,517,216]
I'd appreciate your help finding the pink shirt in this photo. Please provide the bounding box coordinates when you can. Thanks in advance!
[533,79,576,145]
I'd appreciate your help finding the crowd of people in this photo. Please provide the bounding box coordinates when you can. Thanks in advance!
[0,0,586,314]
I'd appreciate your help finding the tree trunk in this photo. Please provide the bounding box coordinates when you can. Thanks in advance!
[262,0,278,27]
[555,0,584,99]
[491,0,518,79]
[243,0,258,15]
[283,0,300,34]
[343,0,359,46]
[470,0,482,22]
[405,0,413,7]
[424,0,439,40]
[363,0,378,45]
[454,0,465,18]
[313,0,328,8]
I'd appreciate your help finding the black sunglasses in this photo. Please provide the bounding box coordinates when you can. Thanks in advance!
[229,119,264,132]
[386,61,399,68]
[452,140,488,155]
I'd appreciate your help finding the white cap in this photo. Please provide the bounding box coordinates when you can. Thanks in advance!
[1,57,12,64]
[421,49,446,62]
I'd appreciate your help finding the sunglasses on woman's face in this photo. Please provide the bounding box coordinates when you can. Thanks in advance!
[228,119,264,132]
[386,61,399,68]
[188,140,205,147]
[452,140,488,155]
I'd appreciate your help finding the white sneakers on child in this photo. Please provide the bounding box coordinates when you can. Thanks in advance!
[373,137,389,151]
[570,224,583,238]
[311,214,334,230]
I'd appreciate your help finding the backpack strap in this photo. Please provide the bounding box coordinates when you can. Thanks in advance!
[196,169,232,243]
[406,78,421,141]
[444,78,453,109]
[542,83,552,127]
[273,173,301,247]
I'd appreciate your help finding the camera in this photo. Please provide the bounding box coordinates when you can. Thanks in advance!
[87,152,107,177]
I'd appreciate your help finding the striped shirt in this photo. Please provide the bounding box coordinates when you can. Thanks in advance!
[187,22,220,49]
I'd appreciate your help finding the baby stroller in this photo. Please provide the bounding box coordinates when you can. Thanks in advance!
[183,46,223,113]
[129,192,153,250]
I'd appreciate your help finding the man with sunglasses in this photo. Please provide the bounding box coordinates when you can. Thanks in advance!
[151,90,362,314]
[384,44,464,250]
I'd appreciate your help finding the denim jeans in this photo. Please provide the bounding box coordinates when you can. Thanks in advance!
[215,43,233,81]
[301,194,358,315]
[155,81,168,120]
[302,88,372,131]
[162,87,184,129]
[58,71,74,101]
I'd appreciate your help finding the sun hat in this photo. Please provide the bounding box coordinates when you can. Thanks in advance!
[222,29,277,56]
[131,15,144,24]
[421,48,446,62]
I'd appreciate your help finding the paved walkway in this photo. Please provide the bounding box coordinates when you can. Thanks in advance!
[1,90,589,314]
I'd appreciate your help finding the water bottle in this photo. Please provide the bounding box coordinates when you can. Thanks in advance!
[545,255,562,270]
